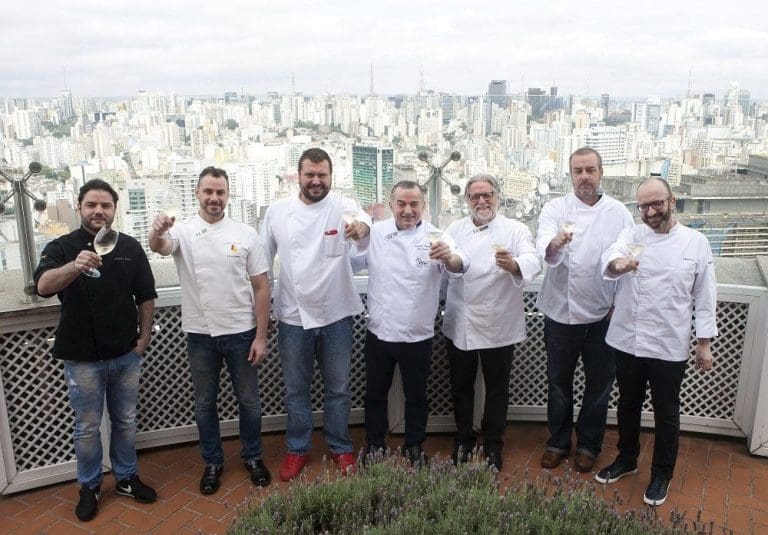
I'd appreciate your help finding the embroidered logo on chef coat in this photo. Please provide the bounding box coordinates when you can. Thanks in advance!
[227,242,242,257]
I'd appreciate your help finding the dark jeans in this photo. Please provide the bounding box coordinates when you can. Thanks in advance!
[364,330,432,448]
[614,350,687,479]
[447,340,513,454]
[544,316,614,457]
[187,328,263,466]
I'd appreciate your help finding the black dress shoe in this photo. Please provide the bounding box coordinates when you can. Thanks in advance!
[486,450,503,471]
[200,465,223,495]
[245,459,271,487]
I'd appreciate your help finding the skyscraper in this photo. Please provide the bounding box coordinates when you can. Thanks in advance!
[352,144,394,208]
[600,93,610,121]
[486,80,508,134]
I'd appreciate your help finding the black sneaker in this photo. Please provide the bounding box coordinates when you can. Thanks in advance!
[402,445,429,467]
[199,465,223,495]
[594,458,638,484]
[451,443,474,466]
[245,459,271,487]
[362,444,385,466]
[75,484,100,521]
[116,474,157,503]
[486,450,503,471]
[644,474,671,506]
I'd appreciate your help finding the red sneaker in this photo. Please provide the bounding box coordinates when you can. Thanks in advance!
[331,452,356,476]
[278,453,309,482]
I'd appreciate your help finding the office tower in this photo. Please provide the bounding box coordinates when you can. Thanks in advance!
[352,144,394,208]
[703,92,716,125]
[600,94,610,121]
[125,188,150,251]
[61,89,74,120]
[632,100,661,138]
[583,126,627,165]
[738,90,751,117]
[486,80,508,134]
[527,88,547,120]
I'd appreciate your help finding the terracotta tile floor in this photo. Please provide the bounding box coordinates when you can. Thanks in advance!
[1,422,767,534]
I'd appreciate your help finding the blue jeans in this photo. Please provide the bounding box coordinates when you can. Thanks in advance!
[187,328,263,466]
[544,316,615,457]
[64,351,142,489]
[278,317,353,455]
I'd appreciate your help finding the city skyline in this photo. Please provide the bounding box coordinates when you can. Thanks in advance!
[2,0,766,99]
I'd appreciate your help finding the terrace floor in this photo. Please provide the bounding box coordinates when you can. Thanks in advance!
[1,422,767,534]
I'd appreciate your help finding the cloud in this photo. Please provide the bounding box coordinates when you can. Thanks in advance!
[1,0,765,98]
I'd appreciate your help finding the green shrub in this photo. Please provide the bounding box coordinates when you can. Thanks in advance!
[229,453,730,534]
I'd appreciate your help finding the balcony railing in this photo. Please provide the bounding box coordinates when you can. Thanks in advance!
[1,275,768,495]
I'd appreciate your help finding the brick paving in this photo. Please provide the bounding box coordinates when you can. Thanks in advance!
[1,423,767,534]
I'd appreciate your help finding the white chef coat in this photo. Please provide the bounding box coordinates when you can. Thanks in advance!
[442,215,542,351]
[169,214,269,336]
[535,192,634,324]
[350,218,468,343]
[262,191,371,330]
[602,222,718,361]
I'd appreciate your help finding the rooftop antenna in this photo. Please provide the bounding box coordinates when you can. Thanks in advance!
[291,72,295,95]
[687,67,692,98]
[419,59,425,93]
[369,60,375,96]
[63,66,68,89]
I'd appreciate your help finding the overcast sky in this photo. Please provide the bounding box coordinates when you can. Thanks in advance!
[2,0,766,99]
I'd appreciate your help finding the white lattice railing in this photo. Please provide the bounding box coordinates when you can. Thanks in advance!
[1,279,767,495]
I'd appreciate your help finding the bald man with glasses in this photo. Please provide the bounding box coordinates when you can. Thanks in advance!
[595,177,717,507]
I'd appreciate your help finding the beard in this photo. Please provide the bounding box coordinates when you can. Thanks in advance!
[300,182,330,203]
[471,204,497,225]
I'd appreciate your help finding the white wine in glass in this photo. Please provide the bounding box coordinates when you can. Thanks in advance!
[628,242,644,276]
[84,224,119,279]
[628,243,645,257]
[560,221,576,233]
[158,189,183,225]
[342,210,358,225]
[427,230,443,245]
[491,243,507,253]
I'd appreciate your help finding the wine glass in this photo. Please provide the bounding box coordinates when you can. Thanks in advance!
[560,206,577,253]
[491,242,508,272]
[158,189,183,225]
[342,209,358,243]
[426,228,444,264]
[627,242,644,276]
[84,224,119,279]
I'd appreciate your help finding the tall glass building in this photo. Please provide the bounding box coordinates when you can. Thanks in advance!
[352,144,394,208]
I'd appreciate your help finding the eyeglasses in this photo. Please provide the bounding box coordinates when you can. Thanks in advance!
[637,197,670,213]
[468,192,495,202]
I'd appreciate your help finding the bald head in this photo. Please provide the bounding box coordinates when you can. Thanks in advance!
[637,177,675,233]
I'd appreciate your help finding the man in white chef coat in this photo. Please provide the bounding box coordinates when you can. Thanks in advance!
[442,174,541,471]
[149,166,272,495]
[262,148,371,481]
[536,148,634,473]
[594,177,716,507]
[351,180,466,464]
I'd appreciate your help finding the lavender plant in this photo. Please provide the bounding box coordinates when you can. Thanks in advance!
[229,452,731,535]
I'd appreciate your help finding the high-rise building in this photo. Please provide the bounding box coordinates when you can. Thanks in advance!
[600,93,610,121]
[527,88,547,120]
[486,80,508,134]
[61,89,74,120]
[738,90,751,117]
[352,144,394,208]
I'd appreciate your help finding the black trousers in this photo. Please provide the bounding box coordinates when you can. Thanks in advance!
[446,339,514,454]
[364,330,432,448]
[614,350,687,479]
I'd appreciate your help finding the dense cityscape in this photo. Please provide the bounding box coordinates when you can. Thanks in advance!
[1,79,768,270]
